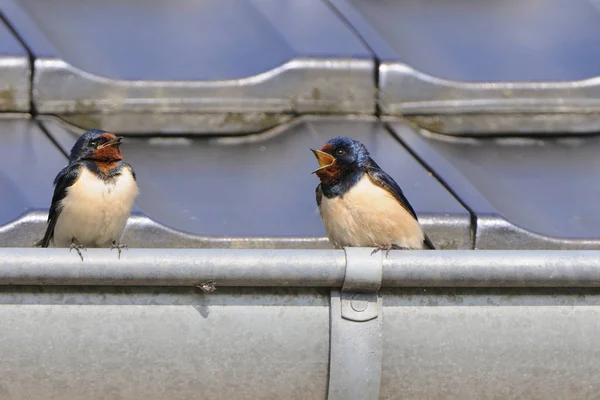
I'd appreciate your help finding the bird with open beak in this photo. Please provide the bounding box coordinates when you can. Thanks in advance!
[37,129,139,260]
[311,136,434,254]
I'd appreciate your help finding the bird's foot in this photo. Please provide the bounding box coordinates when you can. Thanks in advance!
[371,244,402,257]
[110,241,128,260]
[69,241,87,262]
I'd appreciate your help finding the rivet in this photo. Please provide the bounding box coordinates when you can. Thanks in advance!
[351,293,368,312]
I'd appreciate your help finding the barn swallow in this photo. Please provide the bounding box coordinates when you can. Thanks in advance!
[37,129,139,260]
[311,136,434,254]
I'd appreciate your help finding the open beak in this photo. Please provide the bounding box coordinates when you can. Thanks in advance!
[98,136,124,149]
[310,149,336,174]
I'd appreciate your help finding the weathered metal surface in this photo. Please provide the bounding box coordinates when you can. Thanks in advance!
[389,120,600,249]
[1,247,600,399]
[0,210,334,249]
[0,17,30,111]
[0,248,346,287]
[329,248,383,399]
[0,287,330,400]
[2,248,600,288]
[330,0,600,134]
[383,250,600,287]
[329,290,382,400]
[2,0,374,133]
[0,249,600,399]
[380,288,600,399]
[342,247,383,293]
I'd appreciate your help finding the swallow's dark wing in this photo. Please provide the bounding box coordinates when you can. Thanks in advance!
[422,233,435,249]
[366,158,418,219]
[123,162,137,181]
[36,163,82,247]
[315,184,323,207]
[366,158,435,249]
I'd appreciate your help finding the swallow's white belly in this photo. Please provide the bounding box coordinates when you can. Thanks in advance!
[53,166,138,248]
[319,174,425,249]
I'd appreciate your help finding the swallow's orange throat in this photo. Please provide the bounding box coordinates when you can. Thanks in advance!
[92,146,122,161]
[94,160,120,176]
[316,163,343,185]
[88,133,123,177]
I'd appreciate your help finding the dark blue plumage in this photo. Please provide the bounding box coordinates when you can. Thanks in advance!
[317,137,368,199]
[36,163,81,248]
[68,129,109,161]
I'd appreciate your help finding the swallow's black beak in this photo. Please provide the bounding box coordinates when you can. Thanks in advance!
[98,136,124,149]
[311,149,336,174]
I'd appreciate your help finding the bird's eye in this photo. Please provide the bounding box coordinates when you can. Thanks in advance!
[335,148,345,156]
[90,138,105,148]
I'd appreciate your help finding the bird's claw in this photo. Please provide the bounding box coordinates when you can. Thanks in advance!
[110,242,129,259]
[69,242,87,262]
[371,244,401,257]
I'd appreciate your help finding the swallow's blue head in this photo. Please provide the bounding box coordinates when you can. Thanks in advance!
[69,129,124,162]
[311,136,369,185]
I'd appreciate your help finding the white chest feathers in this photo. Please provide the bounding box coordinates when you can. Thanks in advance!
[53,166,139,248]
[319,174,425,249]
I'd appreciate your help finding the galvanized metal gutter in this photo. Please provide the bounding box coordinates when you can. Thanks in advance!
[1,247,600,399]
[2,248,600,287]
[384,250,600,287]
[0,248,346,286]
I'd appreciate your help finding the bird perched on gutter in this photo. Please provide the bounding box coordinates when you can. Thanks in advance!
[37,129,138,260]
[311,136,434,254]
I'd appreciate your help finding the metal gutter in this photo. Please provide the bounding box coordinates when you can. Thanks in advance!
[2,248,600,287]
